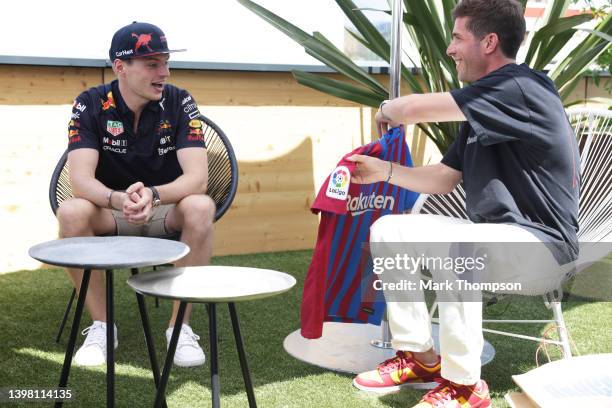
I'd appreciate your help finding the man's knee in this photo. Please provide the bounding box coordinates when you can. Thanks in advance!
[370,215,398,242]
[178,195,216,232]
[371,214,469,243]
[56,198,97,237]
[370,214,422,242]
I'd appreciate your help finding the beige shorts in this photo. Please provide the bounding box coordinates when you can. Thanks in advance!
[112,204,175,237]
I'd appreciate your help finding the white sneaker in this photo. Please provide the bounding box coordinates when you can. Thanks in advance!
[74,321,118,367]
[166,324,205,367]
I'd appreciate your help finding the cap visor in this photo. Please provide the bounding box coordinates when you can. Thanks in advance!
[130,49,188,58]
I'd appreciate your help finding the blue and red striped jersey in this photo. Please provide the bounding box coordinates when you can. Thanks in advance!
[301,126,419,339]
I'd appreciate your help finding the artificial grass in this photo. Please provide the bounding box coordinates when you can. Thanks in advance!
[0,250,610,407]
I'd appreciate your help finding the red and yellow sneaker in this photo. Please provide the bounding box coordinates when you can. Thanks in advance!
[412,378,491,408]
[353,351,441,394]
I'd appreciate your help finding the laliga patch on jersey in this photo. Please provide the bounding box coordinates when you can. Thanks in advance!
[106,120,124,137]
[326,165,350,200]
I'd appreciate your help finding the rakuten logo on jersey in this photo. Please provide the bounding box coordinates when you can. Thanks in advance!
[347,192,395,216]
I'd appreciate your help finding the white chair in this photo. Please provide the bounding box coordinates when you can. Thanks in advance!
[411,109,612,359]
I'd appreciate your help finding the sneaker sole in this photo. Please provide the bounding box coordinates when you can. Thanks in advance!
[173,356,206,367]
[352,378,438,394]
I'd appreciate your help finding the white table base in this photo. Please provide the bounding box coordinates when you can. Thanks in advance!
[284,322,495,374]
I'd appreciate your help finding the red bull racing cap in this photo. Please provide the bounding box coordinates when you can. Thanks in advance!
[109,21,186,61]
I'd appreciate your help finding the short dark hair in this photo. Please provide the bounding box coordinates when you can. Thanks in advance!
[452,0,526,58]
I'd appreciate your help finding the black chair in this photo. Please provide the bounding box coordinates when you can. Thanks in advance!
[50,114,239,343]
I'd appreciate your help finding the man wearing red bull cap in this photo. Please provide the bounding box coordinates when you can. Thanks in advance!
[58,22,210,368]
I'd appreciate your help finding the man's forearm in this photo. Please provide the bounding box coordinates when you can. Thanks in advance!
[70,174,116,208]
[381,93,466,124]
[389,163,461,194]
[72,172,207,208]
[152,173,207,205]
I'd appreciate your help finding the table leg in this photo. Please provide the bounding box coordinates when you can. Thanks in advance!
[152,266,159,308]
[55,269,91,408]
[154,301,187,408]
[55,288,76,343]
[209,303,220,408]
[131,268,167,408]
[228,303,257,408]
[106,269,115,408]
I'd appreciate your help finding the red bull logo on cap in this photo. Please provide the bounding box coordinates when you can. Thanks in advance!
[132,33,153,53]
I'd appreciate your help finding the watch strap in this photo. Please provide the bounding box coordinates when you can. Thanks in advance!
[149,186,161,206]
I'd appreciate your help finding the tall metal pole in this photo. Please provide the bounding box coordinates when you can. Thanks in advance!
[389,0,403,100]
[372,0,402,350]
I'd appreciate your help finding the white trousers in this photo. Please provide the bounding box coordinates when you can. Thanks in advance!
[370,214,563,384]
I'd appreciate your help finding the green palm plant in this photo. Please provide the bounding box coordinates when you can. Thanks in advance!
[237,0,611,153]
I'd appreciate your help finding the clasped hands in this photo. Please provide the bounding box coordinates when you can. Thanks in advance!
[120,181,154,225]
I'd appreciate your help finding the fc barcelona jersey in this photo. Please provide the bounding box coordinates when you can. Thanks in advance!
[301,126,419,339]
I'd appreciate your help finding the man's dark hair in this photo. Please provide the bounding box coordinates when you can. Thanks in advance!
[452,0,526,58]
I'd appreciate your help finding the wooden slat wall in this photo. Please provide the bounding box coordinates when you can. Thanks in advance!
[0,66,103,105]
[2,64,606,106]
[102,67,369,107]
[0,64,608,261]
[215,138,318,255]
[0,65,374,259]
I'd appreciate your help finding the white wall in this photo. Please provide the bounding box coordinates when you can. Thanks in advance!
[0,0,346,64]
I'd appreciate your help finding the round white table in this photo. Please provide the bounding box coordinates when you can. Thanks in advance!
[29,236,189,408]
[283,322,496,374]
[127,265,296,408]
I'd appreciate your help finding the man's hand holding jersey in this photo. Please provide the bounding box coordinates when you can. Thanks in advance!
[347,155,389,184]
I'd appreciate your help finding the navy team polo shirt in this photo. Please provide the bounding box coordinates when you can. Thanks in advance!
[67,80,206,191]
[442,63,580,265]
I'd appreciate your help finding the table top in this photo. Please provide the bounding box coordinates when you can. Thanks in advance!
[127,266,297,303]
[29,236,189,269]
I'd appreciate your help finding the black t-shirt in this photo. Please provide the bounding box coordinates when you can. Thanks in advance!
[442,63,580,265]
[67,80,206,190]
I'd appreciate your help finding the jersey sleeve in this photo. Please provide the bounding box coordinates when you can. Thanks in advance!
[67,95,100,151]
[176,90,207,150]
[450,70,532,146]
